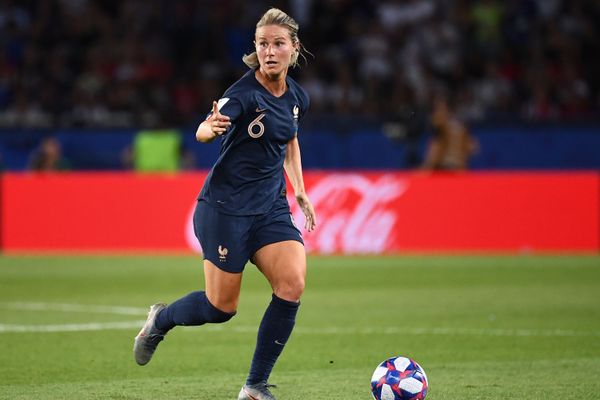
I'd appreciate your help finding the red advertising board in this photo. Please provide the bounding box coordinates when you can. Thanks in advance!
[1,172,598,253]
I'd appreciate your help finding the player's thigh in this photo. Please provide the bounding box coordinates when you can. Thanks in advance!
[194,200,253,274]
[203,259,243,313]
[253,240,306,302]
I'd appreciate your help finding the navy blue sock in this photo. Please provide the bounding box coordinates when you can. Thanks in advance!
[154,291,235,332]
[246,294,300,385]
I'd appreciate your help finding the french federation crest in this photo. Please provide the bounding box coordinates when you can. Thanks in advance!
[293,105,299,128]
[218,245,228,262]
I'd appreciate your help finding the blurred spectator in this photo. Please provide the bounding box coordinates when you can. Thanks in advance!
[421,94,478,171]
[0,0,598,128]
[28,136,70,171]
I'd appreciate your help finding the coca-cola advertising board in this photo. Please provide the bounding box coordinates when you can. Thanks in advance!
[2,172,598,253]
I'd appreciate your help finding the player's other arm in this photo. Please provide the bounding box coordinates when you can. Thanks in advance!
[284,136,316,231]
[196,101,231,143]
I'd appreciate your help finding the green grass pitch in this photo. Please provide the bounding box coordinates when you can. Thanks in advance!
[0,254,599,399]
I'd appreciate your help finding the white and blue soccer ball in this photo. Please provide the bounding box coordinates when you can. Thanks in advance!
[370,356,429,400]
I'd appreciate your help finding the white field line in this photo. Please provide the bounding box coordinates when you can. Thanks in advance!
[2,323,598,336]
[0,302,148,333]
[0,302,599,337]
[0,321,145,333]
[0,302,148,315]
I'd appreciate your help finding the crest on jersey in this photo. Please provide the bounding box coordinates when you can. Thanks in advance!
[292,105,299,130]
[218,245,228,262]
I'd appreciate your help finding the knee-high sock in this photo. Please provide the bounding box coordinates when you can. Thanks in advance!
[246,294,300,385]
[154,291,235,332]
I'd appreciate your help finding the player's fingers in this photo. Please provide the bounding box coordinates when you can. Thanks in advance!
[306,216,315,231]
[213,119,231,127]
[212,122,227,129]
[212,102,231,123]
[212,101,220,117]
[296,194,316,231]
[309,212,316,231]
[310,209,317,228]
[303,205,316,231]
[211,120,230,136]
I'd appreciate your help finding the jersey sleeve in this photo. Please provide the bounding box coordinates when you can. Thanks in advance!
[205,97,244,122]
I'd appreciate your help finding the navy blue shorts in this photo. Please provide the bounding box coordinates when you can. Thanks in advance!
[193,197,304,273]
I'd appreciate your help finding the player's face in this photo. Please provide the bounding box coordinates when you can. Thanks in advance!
[255,25,297,78]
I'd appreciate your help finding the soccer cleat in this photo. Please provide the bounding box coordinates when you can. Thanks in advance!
[133,303,168,366]
[237,382,278,400]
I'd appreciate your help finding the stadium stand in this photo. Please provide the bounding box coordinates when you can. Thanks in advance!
[0,0,599,171]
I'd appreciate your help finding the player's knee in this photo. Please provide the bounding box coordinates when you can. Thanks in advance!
[209,307,236,323]
[275,276,305,302]
[205,297,236,323]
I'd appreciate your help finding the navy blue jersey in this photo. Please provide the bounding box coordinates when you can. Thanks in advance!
[199,69,310,216]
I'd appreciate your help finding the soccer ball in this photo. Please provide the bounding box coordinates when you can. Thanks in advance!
[370,356,428,400]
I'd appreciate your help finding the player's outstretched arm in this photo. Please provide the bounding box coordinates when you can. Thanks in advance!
[196,101,231,143]
[284,136,316,232]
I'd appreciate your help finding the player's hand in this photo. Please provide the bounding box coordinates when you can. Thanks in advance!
[296,192,317,232]
[210,100,231,136]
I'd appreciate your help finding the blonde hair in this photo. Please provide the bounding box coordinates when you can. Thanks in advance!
[242,8,307,69]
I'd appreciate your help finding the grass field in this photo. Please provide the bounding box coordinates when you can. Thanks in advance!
[0,254,599,399]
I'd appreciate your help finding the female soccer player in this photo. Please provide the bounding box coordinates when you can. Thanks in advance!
[133,8,316,400]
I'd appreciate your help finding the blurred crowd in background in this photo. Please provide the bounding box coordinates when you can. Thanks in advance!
[1,0,599,130]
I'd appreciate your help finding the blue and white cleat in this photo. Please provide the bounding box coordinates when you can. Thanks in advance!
[238,382,277,400]
[133,303,167,366]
